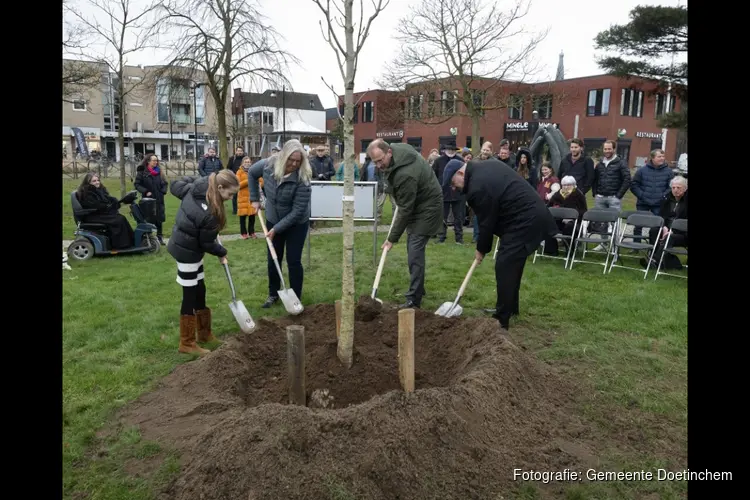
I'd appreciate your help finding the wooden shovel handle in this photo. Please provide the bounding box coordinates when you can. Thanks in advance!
[455,259,479,300]
[372,247,389,293]
[257,212,279,260]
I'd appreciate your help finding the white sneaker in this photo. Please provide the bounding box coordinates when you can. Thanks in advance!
[592,244,607,252]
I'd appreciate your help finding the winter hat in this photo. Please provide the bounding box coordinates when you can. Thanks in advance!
[442,157,465,189]
[561,175,577,186]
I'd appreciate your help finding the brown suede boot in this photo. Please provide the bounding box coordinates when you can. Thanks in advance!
[178,315,210,355]
[196,308,219,343]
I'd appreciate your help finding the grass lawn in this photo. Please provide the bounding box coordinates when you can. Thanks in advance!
[62,186,687,499]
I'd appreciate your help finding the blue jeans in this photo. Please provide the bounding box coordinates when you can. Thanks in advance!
[266,221,308,300]
[633,203,660,241]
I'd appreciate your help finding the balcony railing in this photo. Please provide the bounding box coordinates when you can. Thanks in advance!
[172,114,192,125]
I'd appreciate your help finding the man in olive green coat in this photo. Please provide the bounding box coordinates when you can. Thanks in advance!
[366,139,443,308]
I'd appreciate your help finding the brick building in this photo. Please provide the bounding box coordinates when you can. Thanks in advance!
[341,74,684,168]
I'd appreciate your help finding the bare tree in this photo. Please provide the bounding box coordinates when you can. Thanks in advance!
[158,0,295,167]
[62,2,101,104]
[312,0,390,369]
[379,0,549,152]
[66,0,161,197]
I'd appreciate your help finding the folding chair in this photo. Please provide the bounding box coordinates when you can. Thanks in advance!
[532,207,580,269]
[569,209,620,273]
[607,213,664,279]
[654,218,688,280]
[618,209,655,243]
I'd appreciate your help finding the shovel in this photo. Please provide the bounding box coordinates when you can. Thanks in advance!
[370,206,398,304]
[435,258,480,318]
[223,263,256,333]
[258,212,304,316]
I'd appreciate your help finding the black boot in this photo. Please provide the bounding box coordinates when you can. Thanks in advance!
[399,300,420,309]
[262,296,279,308]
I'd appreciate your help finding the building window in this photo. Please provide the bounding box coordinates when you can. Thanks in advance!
[408,95,423,119]
[101,73,121,132]
[262,111,274,126]
[407,137,422,153]
[620,88,644,118]
[508,95,524,120]
[362,101,374,122]
[427,92,436,117]
[655,93,677,117]
[587,88,611,116]
[194,85,206,125]
[441,90,457,115]
[533,95,553,119]
[309,99,315,109]
[353,104,359,124]
[469,90,486,116]
[72,99,86,111]
[361,138,372,152]
[465,136,485,149]
[338,103,344,118]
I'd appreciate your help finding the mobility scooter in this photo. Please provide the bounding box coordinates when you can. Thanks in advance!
[67,190,161,261]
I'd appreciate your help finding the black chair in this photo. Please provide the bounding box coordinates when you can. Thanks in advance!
[532,207,580,269]
[618,209,654,244]
[654,218,688,280]
[569,209,621,273]
[608,213,664,279]
[70,192,108,232]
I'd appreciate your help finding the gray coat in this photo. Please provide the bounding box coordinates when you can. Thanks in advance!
[249,157,311,234]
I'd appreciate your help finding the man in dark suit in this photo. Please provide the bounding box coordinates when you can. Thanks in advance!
[443,158,558,330]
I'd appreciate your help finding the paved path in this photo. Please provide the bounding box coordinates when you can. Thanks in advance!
[63,224,391,248]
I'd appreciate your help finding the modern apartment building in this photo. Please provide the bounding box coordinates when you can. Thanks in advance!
[343,73,684,168]
[231,88,327,157]
[62,58,230,161]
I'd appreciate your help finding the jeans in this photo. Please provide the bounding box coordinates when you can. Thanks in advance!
[634,203,660,242]
[472,215,479,242]
[406,233,431,305]
[594,195,622,242]
[266,221,308,300]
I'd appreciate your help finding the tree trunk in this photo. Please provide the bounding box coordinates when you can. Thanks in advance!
[117,71,127,197]
[337,0,356,369]
[471,114,481,157]
[216,89,229,168]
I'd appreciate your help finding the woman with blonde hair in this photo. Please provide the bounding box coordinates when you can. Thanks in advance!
[168,170,240,355]
[249,139,313,309]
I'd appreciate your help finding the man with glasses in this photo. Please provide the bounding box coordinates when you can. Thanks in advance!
[366,138,442,309]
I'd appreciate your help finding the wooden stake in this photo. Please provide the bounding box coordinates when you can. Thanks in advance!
[286,325,306,406]
[397,308,415,393]
[334,300,342,340]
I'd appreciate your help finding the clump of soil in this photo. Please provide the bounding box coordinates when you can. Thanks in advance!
[355,293,383,321]
[116,303,589,500]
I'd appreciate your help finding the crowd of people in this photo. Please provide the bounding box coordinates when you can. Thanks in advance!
[72,135,687,356]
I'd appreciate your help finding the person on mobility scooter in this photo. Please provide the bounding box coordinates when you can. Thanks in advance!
[67,172,160,261]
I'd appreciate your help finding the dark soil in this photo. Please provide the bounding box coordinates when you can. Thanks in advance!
[116,300,593,500]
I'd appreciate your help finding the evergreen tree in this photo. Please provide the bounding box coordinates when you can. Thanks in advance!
[595,4,687,130]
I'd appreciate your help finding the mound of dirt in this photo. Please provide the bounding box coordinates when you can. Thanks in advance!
[116,302,589,500]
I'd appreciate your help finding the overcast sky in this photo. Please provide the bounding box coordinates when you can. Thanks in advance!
[69,0,686,109]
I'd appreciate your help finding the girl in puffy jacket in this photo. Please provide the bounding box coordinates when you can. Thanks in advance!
[167,170,239,355]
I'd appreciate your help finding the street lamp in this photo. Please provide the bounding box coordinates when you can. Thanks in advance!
[190,82,206,159]
[269,85,286,144]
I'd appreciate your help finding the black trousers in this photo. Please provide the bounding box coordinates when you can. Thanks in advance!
[240,215,256,235]
[649,229,688,269]
[266,221,308,299]
[494,244,528,329]
[181,279,206,315]
[438,199,465,242]
[232,193,238,214]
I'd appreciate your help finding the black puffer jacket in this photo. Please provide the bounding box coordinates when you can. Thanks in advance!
[592,155,631,198]
[167,176,227,263]
[558,153,595,194]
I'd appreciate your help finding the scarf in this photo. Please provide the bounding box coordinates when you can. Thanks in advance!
[147,165,160,176]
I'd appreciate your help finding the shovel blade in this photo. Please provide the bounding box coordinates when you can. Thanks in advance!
[435,301,463,318]
[278,289,304,315]
[229,299,256,333]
